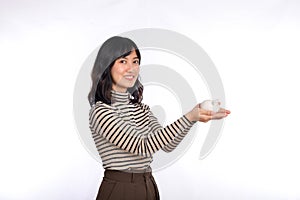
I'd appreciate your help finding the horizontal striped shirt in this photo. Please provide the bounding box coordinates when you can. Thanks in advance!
[89,90,195,171]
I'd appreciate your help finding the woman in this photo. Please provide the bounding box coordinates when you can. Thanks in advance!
[88,36,230,200]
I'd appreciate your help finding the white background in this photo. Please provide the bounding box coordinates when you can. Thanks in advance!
[1,0,300,199]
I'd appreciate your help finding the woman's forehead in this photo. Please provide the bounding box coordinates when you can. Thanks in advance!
[120,50,138,59]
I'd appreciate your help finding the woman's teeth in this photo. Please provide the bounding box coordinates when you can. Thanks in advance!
[125,75,134,80]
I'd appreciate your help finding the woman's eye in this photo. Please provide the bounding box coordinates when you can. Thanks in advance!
[133,60,140,64]
[120,60,126,64]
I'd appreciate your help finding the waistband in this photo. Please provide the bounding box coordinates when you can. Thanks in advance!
[104,169,153,183]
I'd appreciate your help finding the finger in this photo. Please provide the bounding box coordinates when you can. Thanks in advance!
[212,112,228,119]
[218,108,231,114]
[218,108,226,112]
[200,109,214,116]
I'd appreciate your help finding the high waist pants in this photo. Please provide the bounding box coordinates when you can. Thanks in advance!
[96,170,160,200]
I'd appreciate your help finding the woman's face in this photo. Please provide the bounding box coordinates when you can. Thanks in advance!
[111,50,140,92]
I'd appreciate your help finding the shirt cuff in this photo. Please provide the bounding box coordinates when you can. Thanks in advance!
[182,115,196,127]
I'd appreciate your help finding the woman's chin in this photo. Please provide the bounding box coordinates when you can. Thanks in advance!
[126,80,138,88]
[127,84,135,89]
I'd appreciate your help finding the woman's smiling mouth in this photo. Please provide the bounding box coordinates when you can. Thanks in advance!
[124,75,135,81]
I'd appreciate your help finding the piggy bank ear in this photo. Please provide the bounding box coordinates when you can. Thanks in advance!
[212,99,220,106]
[211,99,221,112]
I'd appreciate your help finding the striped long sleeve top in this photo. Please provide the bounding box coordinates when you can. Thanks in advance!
[89,90,195,171]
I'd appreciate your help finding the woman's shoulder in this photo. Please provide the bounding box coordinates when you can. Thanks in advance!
[90,101,151,113]
[90,101,116,112]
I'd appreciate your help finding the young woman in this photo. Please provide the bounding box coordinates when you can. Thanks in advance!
[88,36,230,200]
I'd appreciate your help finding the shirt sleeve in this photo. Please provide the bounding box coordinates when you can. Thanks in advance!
[89,102,195,157]
[147,109,195,153]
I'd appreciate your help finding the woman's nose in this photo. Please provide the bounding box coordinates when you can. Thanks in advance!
[126,63,137,71]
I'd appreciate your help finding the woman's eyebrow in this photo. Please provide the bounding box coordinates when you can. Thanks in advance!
[121,56,139,59]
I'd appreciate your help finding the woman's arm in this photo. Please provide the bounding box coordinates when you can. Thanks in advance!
[147,110,195,153]
[89,102,230,158]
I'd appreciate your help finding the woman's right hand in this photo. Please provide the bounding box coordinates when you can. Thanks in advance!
[185,104,231,123]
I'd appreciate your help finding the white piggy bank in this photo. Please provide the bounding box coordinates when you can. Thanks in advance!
[200,99,220,112]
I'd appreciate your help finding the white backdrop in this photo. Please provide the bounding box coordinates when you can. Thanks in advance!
[1,0,300,199]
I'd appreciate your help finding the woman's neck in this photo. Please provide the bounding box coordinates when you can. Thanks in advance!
[111,90,130,104]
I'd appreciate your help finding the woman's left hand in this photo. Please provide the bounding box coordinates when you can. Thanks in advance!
[185,104,231,123]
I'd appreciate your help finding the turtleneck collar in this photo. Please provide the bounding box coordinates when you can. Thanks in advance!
[111,90,131,104]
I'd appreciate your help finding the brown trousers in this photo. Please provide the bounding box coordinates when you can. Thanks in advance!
[96,170,160,200]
